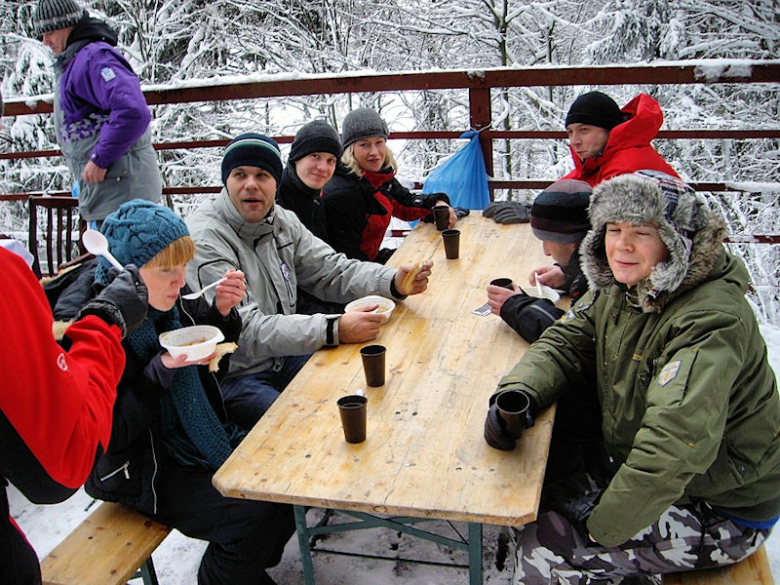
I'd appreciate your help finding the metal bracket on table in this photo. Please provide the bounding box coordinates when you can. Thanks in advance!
[293,505,483,585]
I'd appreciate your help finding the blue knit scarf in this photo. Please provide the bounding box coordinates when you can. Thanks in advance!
[127,308,244,471]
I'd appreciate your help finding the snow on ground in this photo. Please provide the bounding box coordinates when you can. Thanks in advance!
[12,322,780,584]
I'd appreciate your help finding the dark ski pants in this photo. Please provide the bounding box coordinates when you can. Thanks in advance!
[0,488,40,585]
[148,462,296,585]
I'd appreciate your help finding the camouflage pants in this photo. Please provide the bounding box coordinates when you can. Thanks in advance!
[512,501,770,585]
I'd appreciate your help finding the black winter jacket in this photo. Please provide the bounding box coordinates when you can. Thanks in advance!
[83,293,241,515]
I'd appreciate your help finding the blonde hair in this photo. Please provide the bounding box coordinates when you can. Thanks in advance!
[145,236,196,269]
[341,143,399,178]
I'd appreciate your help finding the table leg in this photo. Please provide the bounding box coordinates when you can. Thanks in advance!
[294,505,316,585]
[468,523,483,585]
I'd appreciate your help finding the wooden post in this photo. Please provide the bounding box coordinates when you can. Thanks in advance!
[468,87,494,201]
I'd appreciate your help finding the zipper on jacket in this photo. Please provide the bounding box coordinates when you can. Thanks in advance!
[100,461,130,481]
[149,429,159,515]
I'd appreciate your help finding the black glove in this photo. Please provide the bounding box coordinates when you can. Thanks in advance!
[76,264,148,337]
[493,202,531,224]
[552,489,602,543]
[483,390,535,451]
[483,201,515,219]
[483,201,531,224]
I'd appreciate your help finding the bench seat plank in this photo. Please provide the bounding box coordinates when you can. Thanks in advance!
[41,501,171,585]
[663,544,773,585]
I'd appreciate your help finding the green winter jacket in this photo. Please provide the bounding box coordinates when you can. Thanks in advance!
[497,248,780,546]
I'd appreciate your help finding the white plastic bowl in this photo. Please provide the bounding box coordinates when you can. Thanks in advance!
[344,295,396,319]
[159,325,225,361]
[529,285,561,303]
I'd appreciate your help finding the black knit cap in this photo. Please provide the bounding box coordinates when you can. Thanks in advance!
[565,91,625,130]
[530,179,592,244]
[221,132,283,186]
[341,107,389,148]
[288,120,343,163]
[32,0,84,35]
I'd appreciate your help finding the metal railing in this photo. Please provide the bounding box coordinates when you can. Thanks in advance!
[2,60,779,243]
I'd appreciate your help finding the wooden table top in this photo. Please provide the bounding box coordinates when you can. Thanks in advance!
[213,216,558,527]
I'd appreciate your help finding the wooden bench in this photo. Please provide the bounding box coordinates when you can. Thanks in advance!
[663,544,773,585]
[40,501,171,585]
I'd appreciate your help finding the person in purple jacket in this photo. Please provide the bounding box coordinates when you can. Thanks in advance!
[31,0,161,224]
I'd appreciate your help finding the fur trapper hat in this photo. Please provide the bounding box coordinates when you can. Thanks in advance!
[580,170,725,312]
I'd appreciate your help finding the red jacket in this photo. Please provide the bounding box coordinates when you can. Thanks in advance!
[0,247,125,503]
[562,93,680,187]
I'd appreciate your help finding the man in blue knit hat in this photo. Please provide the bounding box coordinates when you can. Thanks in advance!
[187,133,433,428]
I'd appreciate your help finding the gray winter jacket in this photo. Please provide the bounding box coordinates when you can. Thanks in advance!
[186,192,399,379]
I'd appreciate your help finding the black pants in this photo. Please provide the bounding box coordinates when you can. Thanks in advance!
[147,462,296,585]
[545,382,611,486]
[0,487,41,585]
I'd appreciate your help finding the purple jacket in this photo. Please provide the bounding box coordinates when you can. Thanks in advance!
[52,17,161,221]
[56,41,151,169]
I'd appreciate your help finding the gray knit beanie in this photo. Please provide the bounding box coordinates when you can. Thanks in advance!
[581,170,715,301]
[341,108,389,148]
[288,120,343,163]
[32,0,84,35]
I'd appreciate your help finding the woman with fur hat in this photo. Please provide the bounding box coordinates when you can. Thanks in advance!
[322,107,456,263]
[485,171,780,583]
[80,200,295,585]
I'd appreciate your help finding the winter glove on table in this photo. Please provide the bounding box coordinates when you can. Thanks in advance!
[483,201,531,224]
[483,389,536,451]
[76,264,148,337]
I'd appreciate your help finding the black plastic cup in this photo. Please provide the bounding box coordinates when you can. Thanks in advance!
[442,229,460,259]
[337,395,368,443]
[496,390,530,440]
[433,205,450,231]
[490,278,514,290]
[360,344,386,387]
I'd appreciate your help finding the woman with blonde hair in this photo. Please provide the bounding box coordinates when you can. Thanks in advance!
[323,107,456,264]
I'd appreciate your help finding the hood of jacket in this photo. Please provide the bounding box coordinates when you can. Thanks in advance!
[580,171,728,313]
[570,93,665,175]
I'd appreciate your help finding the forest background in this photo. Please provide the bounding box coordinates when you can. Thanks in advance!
[0,0,778,322]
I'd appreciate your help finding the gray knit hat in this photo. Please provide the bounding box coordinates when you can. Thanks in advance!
[341,108,389,148]
[530,179,592,244]
[288,120,343,163]
[32,0,84,35]
[581,170,721,305]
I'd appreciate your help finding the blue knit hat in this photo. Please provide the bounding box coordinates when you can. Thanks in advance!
[221,133,283,186]
[96,200,189,282]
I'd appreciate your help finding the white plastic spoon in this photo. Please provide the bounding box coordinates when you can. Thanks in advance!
[82,229,123,271]
[182,277,227,300]
[534,272,544,297]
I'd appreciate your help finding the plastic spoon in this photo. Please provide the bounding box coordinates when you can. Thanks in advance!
[82,229,123,271]
[182,277,227,300]
[534,273,544,297]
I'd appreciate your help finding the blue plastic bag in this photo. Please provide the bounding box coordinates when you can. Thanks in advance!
[422,130,490,210]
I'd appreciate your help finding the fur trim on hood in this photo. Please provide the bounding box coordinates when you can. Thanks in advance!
[580,171,726,313]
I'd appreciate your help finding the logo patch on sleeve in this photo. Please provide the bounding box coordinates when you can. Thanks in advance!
[658,360,681,387]
[101,67,117,82]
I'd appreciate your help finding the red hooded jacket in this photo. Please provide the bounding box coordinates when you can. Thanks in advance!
[562,93,680,187]
[0,247,124,503]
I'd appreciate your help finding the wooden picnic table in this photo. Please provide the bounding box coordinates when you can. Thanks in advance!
[213,215,562,584]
